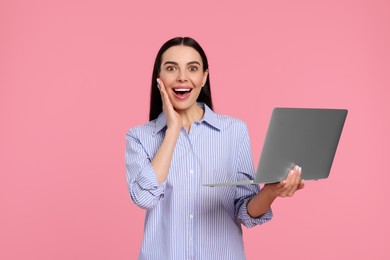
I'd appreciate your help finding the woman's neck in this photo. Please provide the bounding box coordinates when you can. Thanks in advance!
[176,103,204,133]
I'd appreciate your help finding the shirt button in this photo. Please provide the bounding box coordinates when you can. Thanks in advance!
[189,170,194,174]
[189,192,192,197]
[190,214,193,219]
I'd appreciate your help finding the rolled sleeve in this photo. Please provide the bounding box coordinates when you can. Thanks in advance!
[126,129,166,210]
[135,163,167,196]
[235,193,273,228]
[234,122,273,227]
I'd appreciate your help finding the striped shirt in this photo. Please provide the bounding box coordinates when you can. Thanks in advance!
[125,103,272,260]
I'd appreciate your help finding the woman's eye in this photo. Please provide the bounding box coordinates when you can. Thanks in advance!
[166,66,176,71]
[189,66,198,72]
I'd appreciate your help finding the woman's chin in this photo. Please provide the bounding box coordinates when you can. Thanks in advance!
[172,100,197,112]
[172,104,191,112]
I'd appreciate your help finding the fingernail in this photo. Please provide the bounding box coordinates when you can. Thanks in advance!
[290,170,294,175]
[294,165,299,171]
[298,167,302,173]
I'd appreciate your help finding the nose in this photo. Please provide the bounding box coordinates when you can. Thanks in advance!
[176,69,188,82]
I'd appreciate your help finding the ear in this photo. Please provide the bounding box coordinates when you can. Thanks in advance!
[202,69,209,87]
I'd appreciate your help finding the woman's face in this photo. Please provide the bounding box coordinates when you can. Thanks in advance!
[159,45,208,112]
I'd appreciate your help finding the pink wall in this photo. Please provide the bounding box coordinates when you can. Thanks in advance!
[1,0,389,259]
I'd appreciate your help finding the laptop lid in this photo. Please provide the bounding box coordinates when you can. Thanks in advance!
[203,108,348,187]
[254,107,348,184]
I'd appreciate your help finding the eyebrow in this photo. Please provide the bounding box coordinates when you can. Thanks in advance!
[163,61,201,66]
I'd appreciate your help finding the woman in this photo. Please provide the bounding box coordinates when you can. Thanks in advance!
[126,37,304,259]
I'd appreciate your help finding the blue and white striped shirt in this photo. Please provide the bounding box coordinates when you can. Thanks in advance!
[126,103,272,260]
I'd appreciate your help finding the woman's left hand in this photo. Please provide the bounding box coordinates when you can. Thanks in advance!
[263,165,305,198]
[247,165,305,217]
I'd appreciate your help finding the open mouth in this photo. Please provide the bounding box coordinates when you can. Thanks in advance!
[173,88,192,95]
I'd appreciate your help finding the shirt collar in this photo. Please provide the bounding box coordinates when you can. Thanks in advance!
[154,102,221,135]
[154,112,167,134]
[199,102,221,131]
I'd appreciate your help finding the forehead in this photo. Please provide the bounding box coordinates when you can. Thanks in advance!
[161,45,203,64]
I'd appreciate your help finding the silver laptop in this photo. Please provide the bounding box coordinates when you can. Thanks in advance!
[203,108,348,186]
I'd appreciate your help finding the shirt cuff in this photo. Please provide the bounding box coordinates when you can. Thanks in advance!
[136,163,167,197]
[238,198,273,228]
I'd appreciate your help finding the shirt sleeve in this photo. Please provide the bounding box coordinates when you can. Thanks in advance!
[234,122,273,228]
[125,128,167,210]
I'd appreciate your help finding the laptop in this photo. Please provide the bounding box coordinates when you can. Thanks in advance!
[203,108,348,186]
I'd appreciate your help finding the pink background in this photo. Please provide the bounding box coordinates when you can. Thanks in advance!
[1,0,389,259]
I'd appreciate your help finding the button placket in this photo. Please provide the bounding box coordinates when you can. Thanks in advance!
[185,136,195,260]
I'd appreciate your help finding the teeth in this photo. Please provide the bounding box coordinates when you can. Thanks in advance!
[175,88,191,92]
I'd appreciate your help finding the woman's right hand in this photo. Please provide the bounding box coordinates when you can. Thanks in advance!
[150,79,182,184]
[157,78,182,131]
